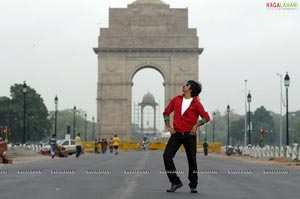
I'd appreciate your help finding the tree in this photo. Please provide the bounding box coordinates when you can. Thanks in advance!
[252,106,276,146]
[230,118,245,146]
[0,97,17,141]
[48,109,95,141]
[0,84,51,143]
[202,109,242,145]
[295,119,300,144]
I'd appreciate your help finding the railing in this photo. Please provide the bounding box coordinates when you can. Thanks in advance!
[224,143,300,160]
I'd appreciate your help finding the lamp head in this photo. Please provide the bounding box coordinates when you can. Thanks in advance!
[54,95,58,105]
[227,105,230,112]
[284,72,290,88]
[22,81,27,93]
[247,92,252,103]
[212,111,216,118]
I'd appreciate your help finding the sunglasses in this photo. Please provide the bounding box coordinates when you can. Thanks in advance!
[184,82,190,87]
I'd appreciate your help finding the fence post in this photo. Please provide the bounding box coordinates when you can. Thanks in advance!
[286,146,290,159]
[275,146,279,157]
[280,146,284,157]
[292,143,298,160]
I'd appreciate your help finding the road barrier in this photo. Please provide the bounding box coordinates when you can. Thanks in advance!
[119,142,141,151]
[82,141,95,152]
[65,140,223,153]
[148,142,166,150]
[146,141,222,152]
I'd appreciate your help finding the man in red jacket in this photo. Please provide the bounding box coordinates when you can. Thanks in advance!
[163,80,210,193]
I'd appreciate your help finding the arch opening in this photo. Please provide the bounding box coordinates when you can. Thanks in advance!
[131,67,165,141]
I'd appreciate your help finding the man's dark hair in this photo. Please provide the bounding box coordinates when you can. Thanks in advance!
[187,80,202,97]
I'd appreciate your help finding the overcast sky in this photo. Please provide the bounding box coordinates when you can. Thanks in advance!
[1,0,299,131]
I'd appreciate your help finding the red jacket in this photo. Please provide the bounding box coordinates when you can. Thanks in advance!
[163,94,210,133]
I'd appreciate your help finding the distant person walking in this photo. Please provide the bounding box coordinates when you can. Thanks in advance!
[109,138,114,153]
[94,139,99,153]
[75,133,82,158]
[104,139,108,153]
[113,135,120,155]
[163,80,210,193]
[100,138,107,154]
[203,139,209,156]
[49,134,56,159]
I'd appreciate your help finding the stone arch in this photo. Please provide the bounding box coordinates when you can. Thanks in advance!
[94,0,203,140]
[130,64,166,83]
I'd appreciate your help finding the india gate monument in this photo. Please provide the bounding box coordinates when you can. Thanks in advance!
[93,0,203,140]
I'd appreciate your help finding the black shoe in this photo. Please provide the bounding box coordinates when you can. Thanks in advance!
[166,182,183,192]
[190,188,198,193]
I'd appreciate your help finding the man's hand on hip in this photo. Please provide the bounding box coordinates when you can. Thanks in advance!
[168,127,176,134]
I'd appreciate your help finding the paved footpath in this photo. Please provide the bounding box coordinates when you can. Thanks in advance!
[0,151,299,199]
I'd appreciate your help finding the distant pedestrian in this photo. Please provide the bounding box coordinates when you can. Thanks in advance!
[109,138,114,153]
[75,133,82,158]
[203,139,209,156]
[142,137,147,150]
[100,138,106,154]
[49,134,56,159]
[113,134,120,155]
[98,138,102,153]
[94,139,99,153]
[104,139,108,153]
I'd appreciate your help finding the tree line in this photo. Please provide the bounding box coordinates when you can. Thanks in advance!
[0,83,95,144]
[200,107,300,146]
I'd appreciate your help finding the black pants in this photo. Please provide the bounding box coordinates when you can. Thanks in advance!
[163,132,198,188]
[76,146,82,158]
[204,148,208,156]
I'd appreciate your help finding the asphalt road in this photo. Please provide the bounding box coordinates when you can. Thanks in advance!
[1,151,299,199]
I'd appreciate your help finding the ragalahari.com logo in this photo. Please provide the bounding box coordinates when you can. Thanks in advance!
[266,2,298,9]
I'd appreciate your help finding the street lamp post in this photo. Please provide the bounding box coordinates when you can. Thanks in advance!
[244,80,248,147]
[205,123,208,140]
[212,112,216,143]
[227,105,230,146]
[276,73,283,148]
[92,116,95,141]
[247,91,252,145]
[54,96,58,138]
[22,81,27,145]
[291,113,296,144]
[84,113,87,141]
[284,72,290,146]
[73,106,76,139]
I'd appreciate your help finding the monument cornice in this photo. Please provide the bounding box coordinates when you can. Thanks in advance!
[93,47,204,55]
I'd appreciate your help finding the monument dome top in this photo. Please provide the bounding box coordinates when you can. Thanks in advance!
[139,92,158,106]
[132,0,166,5]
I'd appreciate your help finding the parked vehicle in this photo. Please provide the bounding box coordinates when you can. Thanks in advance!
[225,145,234,156]
[57,139,76,155]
